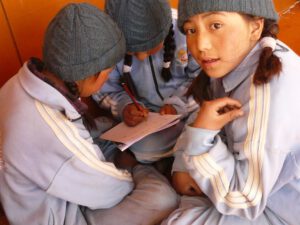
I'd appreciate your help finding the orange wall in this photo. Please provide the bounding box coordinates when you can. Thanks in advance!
[0,0,299,87]
[0,0,105,87]
[0,3,22,86]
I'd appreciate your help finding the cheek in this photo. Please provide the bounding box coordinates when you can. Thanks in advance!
[96,74,109,89]
[218,30,251,61]
[186,37,200,61]
[135,52,148,61]
[186,36,195,51]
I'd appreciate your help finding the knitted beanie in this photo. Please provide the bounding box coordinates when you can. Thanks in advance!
[43,3,126,81]
[178,0,279,33]
[105,0,172,53]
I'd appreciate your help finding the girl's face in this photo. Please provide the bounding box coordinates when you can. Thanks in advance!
[128,42,164,61]
[77,67,113,97]
[183,12,263,78]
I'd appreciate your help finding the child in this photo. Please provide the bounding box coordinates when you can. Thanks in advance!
[0,3,178,225]
[93,0,200,162]
[164,0,300,224]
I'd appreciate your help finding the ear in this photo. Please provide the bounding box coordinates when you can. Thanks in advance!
[250,18,264,41]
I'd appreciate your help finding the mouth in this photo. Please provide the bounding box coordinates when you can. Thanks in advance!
[201,58,220,67]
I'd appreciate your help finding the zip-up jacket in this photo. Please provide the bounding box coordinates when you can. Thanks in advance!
[0,63,133,225]
[171,40,300,223]
[93,10,200,120]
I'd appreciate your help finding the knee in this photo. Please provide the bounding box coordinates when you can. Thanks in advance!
[155,182,179,211]
[133,165,179,210]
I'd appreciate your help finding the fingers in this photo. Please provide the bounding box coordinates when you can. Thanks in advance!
[221,107,244,122]
[159,104,177,115]
[114,150,138,171]
[172,171,203,196]
[216,98,244,125]
[210,97,242,110]
[193,97,244,130]
[123,104,149,126]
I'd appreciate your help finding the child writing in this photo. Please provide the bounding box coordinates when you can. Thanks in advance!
[93,0,200,163]
[164,0,300,224]
[0,3,178,225]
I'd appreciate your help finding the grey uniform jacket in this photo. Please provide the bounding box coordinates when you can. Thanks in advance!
[0,63,133,225]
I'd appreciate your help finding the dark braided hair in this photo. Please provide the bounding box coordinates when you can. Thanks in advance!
[64,81,96,132]
[64,81,80,100]
[186,17,282,105]
[186,70,210,105]
[120,54,139,98]
[253,19,282,85]
[161,24,176,82]
[119,24,177,96]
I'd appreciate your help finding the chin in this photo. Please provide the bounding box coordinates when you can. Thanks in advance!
[204,70,227,79]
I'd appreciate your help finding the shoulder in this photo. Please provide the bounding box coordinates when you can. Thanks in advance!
[274,40,300,68]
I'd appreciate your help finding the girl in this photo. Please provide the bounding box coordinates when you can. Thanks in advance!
[0,3,178,225]
[164,0,300,224]
[93,0,200,163]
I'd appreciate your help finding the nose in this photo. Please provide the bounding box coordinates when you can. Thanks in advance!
[196,32,212,53]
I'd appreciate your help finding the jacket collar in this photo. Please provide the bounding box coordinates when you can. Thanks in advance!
[18,61,83,121]
[222,43,262,93]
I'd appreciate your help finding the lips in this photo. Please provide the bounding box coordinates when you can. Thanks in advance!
[201,58,220,68]
[202,58,219,64]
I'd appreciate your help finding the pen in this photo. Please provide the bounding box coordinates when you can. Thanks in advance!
[121,82,144,111]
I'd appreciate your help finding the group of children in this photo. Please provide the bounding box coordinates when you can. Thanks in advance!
[1,0,300,224]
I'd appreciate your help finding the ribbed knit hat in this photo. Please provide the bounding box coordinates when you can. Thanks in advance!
[178,0,279,33]
[105,0,172,53]
[43,3,126,81]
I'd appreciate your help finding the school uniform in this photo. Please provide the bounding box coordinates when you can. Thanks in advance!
[93,10,200,162]
[0,62,178,225]
[164,41,300,224]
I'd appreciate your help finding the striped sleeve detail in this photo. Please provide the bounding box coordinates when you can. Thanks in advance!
[191,78,270,209]
[35,101,132,181]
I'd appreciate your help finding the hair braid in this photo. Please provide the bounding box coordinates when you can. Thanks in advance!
[186,70,210,105]
[64,81,96,132]
[253,19,282,85]
[161,24,176,82]
[64,81,80,100]
[119,54,140,98]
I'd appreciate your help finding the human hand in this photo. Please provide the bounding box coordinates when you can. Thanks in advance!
[123,103,149,127]
[172,171,203,196]
[193,97,244,130]
[159,104,177,115]
[114,150,138,171]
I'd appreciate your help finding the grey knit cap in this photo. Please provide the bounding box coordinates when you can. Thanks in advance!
[178,0,279,33]
[43,3,126,81]
[105,0,172,53]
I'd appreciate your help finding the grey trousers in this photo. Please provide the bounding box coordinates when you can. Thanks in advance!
[162,196,288,225]
[84,165,179,225]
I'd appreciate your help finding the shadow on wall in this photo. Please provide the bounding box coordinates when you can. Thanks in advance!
[277,1,300,52]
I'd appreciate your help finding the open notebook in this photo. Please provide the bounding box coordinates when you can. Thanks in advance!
[100,112,181,151]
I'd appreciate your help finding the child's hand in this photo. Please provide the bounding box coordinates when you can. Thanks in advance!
[172,171,202,196]
[159,104,177,115]
[123,103,149,127]
[193,97,244,130]
[114,150,138,171]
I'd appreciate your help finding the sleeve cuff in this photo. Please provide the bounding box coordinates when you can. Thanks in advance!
[185,126,219,156]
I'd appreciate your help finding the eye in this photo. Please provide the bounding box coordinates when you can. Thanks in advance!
[184,28,196,35]
[210,23,222,30]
